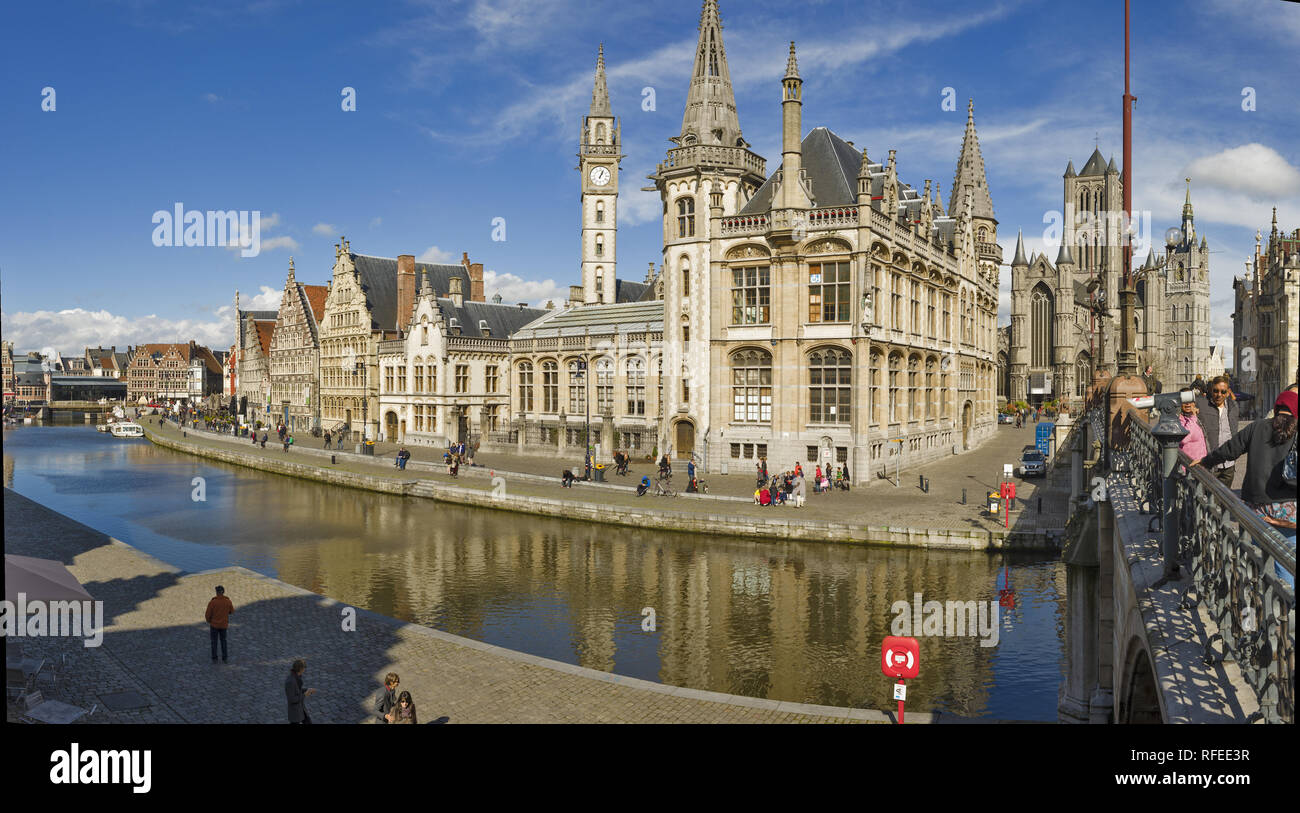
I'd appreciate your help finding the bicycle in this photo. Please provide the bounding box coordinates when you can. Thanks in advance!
[654,476,677,497]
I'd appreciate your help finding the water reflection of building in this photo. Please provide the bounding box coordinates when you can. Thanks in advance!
[233,474,1049,713]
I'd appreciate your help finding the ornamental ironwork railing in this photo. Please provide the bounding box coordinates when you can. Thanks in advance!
[1120,412,1295,724]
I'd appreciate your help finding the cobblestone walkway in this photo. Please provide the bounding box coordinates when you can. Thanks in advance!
[5,489,890,724]
[148,416,1069,537]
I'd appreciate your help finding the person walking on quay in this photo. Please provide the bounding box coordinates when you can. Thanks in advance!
[397,446,410,470]
[1194,390,1298,588]
[1196,375,1239,488]
[323,430,331,449]
[840,463,851,491]
[376,673,400,723]
[386,691,418,724]
[286,659,316,724]
[1177,386,1208,462]
[260,431,268,449]
[205,585,234,663]
[792,471,807,508]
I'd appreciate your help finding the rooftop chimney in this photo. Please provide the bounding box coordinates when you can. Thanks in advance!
[469,262,485,301]
[396,255,416,335]
[450,275,464,308]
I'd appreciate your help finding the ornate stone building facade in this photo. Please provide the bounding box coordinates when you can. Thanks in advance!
[268,259,329,433]
[379,274,544,448]
[508,300,664,458]
[643,10,998,475]
[1241,211,1300,408]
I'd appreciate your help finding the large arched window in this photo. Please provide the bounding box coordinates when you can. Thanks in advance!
[925,356,937,419]
[908,354,921,421]
[541,359,558,412]
[808,347,851,423]
[568,359,586,413]
[517,361,534,412]
[426,360,435,394]
[888,352,903,422]
[626,357,646,415]
[595,357,614,413]
[731,349,772,423]
[676,197,695,238]
[1076,352,1091,397]
[1030,284,1054,368]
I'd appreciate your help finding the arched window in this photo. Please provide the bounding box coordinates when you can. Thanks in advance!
[426,360,435,394]
[1031,284,1054,368]
[567,359,586,414]
[541,360,559,413]
[977,227,987,243]
[595,201,604,223]
[595,357,614,413]
[413,359,423,393]
[595,122,606,144]
[626,357,646,415]
[676,197,695,239]
[908,354,921,421]
[517,361,534,412]
[925,356,937,419]
[595,268,604,297]
[595,234,604,257]
[888,352,902,423]
[681,259,690,297]
[808,347,851,423]
[731,349,772,423]
[869,351,881,422]
[1076,352,1091,397]
[681,314,690,345]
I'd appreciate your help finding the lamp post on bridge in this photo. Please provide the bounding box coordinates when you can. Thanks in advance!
[1150,397,1189,579]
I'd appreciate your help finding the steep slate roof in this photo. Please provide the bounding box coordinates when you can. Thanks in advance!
[615,278,652,303]
[949,99,996,220]
[350,254,471,331]
[238,309,278,322]
[740,127,861,214]
[434,299,548,339]
[1079,147,1108,176]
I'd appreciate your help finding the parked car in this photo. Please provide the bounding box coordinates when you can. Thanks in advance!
[998,413,1014,424]
[1019,449,1046,477]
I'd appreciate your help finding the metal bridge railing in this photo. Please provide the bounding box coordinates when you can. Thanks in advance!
[1118,411,1295,724]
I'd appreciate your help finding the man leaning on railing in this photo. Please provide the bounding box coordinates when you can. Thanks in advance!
[1193,390,1298,588]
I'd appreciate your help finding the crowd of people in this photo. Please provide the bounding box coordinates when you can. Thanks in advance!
[750,460,850,507]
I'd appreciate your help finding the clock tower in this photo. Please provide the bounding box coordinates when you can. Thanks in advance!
[579,44,622,305]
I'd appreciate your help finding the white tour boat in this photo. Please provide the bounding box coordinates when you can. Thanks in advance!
[109,422,145,438]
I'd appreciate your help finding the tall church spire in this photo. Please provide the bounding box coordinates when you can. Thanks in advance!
[590,43,611,117]
[1181,177,1195,244]
[949,98,995,221]
[679,0,744,147]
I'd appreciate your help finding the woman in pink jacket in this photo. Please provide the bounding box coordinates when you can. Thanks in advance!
[1177,386,1209,460]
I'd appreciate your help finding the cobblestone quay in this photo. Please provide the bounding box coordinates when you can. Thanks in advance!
[5,489,901,723]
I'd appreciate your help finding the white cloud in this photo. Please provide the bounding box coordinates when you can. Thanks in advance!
[618,185,662,227]
[482,269,567,307]
[417,245,453,263]
[1184,143,1300,201]
[313,222,338,235]
[369,217,382,228]
[243,285,283,310]
[260,235,299,252]
[203,93,221,103]
[2,307,234,356]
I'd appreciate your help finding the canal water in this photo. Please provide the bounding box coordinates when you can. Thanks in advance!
[3,426,1066,720]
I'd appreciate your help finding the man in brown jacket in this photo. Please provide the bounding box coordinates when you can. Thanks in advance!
[205,585,234,663]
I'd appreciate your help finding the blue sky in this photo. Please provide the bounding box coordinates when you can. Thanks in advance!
[2,0,1297,360]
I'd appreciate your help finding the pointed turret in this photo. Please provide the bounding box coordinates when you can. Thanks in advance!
[777,41,809,211]
[287,256,295,281]
[590,44,611,117]
[856,147,872,204]
[1079,147,1107,176]
[1181,178,1195,244]
[1056,241,1074,266]
[1143,246,1155,269]
[679,0,744,147]
[933,181,945,217]
[1012,231,1028,267]
[1064,160,1076,178]
[1107,155,1118,173]
[949,98,995,221]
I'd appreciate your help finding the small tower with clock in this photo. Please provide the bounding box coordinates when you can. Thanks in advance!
[579,44,622,305]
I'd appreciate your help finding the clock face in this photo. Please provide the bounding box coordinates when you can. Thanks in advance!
[589,166,611,186]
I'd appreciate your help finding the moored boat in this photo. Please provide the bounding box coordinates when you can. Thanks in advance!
[109,422,144,438]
